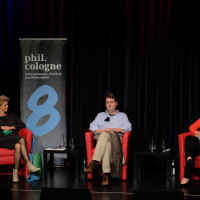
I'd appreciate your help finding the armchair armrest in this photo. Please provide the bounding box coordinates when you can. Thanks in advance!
[85,131,95,148]
[18,128,33,154]
[178,132,193,171]
[122,132,131,149]
[178,132,193,158]
[122,131,131,163]
[85,131,95,165]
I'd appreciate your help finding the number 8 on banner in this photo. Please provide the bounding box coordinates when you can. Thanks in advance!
[27,85,60,136]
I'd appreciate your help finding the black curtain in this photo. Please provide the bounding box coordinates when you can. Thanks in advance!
[1,0,200,164]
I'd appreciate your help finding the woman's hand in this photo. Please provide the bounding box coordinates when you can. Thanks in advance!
[1,126,15,131]
[194,131,200,138]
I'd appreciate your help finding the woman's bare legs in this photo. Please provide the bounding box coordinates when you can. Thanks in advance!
[18,138,40,173]
[18,138,29,162]
[13,138,40,182]
[14,143,22,169]
[13,143,22,182]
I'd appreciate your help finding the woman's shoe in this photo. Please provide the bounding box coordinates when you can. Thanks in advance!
[177,180,190,188]
[27,161,40,173]
[13,169,19,183]
[186,159,194,167]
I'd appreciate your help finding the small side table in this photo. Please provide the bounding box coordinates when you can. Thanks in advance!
[133,151,170,183]
[43,148,79,180]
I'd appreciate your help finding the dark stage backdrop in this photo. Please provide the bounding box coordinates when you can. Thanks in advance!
[0,0,200,166]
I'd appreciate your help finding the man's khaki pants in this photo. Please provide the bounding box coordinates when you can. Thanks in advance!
[92,132,123,174]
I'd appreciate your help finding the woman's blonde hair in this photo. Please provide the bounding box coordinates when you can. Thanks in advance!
[0,95,10,106]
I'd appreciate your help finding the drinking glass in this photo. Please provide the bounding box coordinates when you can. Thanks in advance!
[69,138,76,151]
[149,143,156,152]
[161,140,166,152]
[149,136,156,152]
[59,134,65,149]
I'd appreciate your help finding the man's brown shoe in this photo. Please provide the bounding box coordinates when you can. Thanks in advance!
[84,164,94,173]
[102,175,109,186]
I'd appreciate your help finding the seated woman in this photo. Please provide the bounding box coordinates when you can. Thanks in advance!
[178,118,200,187]
[0,95,40,183]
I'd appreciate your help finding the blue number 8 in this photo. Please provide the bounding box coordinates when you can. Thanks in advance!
[27,85,60,136]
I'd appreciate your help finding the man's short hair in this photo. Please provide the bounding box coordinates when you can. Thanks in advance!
[105,93,118,102]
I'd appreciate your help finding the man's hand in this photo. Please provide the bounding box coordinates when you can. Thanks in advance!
[95,129,105,134]
[112,128,126,133]
[104,128,126,133]
[104,128,114,132]
[95,128,126,134]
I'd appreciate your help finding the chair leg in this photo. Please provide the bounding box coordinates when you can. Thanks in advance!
[121,164,127,180]
[87,173,93,179]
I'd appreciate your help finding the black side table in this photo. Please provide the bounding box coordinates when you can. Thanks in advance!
[43,148,79,180]
[133,151,170,183]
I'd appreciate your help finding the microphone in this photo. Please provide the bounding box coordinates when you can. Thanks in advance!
[104,117,110,122]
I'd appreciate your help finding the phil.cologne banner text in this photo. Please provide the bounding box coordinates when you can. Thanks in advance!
[19,38,67,151]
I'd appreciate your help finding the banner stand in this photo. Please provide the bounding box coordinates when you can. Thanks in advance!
[19,38,67,165]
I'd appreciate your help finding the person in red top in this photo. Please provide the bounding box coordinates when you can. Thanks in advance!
[178,119,200,187]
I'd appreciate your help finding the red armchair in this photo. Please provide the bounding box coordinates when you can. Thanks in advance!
[178,132,200,181]
[0,128,33,178]
[85,131,131,180]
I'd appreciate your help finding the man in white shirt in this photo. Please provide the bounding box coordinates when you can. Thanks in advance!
[84,93,132,186]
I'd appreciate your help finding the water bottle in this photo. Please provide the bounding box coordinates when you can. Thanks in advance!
[171,160,175,176]
[83,157,87,173]
[161,140,166,152]
[149,136,156,152]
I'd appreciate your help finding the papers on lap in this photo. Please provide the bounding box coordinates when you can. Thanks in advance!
[45,147,66,151]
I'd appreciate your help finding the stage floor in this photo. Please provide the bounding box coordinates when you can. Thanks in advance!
[0,167,199,200]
